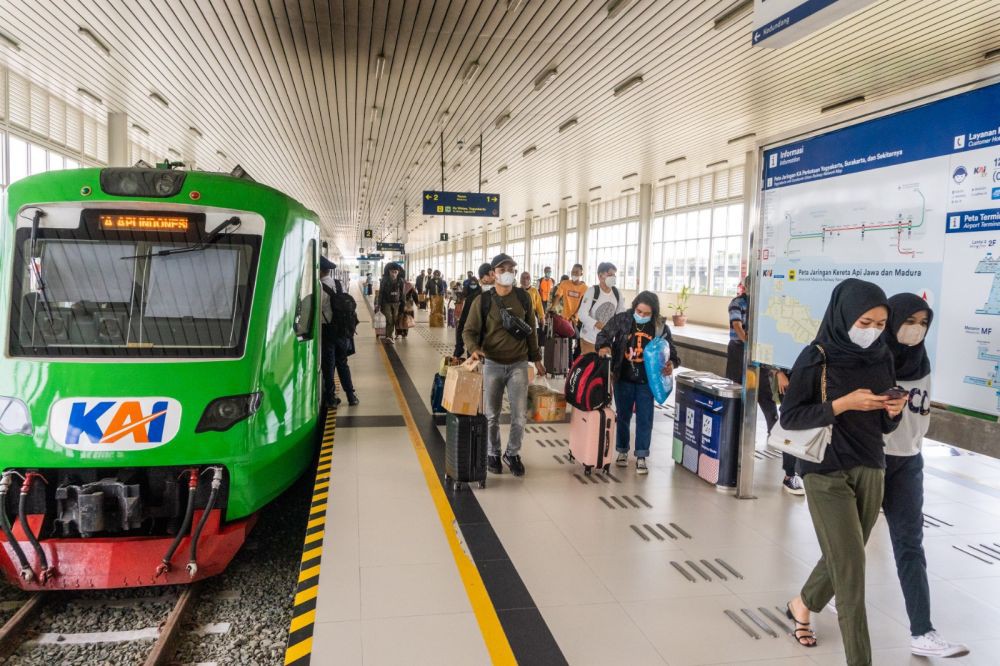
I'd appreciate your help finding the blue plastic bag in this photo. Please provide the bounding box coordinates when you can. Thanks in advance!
[643,336,674,404]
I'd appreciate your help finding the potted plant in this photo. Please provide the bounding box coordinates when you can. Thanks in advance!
[667,285,691,327]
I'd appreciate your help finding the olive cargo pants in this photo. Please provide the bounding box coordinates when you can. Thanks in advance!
[800,465,885,666]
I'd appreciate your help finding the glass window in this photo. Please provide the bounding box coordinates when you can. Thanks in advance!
[9,136,29,184]
[530,234,559,282]
[507,240,525,270]
[585,221,639,289]
[649,202,743,296]
[29,144,46,175]
[564,231,577,276]
[294,240,316,338]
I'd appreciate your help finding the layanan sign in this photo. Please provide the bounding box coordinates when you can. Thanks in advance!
[752,0,877,48]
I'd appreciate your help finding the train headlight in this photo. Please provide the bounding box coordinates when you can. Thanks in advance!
[0,397,33,436]
[195,392,262,433]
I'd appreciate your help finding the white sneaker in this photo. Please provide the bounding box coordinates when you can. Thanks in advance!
[636,458,648,475]
[783,475,805,496]
[615,452,628,467]
[911,631,970,658]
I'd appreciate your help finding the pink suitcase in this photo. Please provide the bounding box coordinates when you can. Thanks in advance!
[569,407,616,475]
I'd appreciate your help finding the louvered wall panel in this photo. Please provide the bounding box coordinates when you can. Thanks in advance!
[7,72,29,129]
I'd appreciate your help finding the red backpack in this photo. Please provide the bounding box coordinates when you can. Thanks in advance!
[565,353,612,411]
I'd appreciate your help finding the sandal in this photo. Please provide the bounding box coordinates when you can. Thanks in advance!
[786,601,818,648]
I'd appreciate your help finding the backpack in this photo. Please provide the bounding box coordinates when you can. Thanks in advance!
[589,285,621,316]
[478,287,533,345]
[322,282,358,337]
[564,352,612,411]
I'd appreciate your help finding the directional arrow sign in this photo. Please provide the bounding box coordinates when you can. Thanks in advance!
[422,190,501,217]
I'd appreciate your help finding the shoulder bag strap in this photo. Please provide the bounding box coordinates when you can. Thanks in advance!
[815,344,827,403]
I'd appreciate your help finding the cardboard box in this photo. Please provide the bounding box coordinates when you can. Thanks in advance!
[528,384,567,422]
[442,363,483,415]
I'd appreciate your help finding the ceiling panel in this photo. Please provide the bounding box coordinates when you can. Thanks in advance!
[0,0,998,256]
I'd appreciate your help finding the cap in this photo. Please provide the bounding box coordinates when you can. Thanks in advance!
[490,253,516,269]
[320,256,336,271]
[477,262,493,278]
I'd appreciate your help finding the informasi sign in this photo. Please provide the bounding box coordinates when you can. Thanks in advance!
[752,0,877,48]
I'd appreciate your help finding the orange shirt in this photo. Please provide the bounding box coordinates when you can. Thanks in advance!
[554,279,586,319]
[539,276,555,303]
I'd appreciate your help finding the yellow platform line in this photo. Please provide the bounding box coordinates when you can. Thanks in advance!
[377,343,516,665]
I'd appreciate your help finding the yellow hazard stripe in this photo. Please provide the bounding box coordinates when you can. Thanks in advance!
[377,344,517,665]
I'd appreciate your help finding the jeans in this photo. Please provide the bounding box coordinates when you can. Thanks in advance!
[321,327,356,401]
[725,341,792,475]
[801,466,885,666]
[883,453,933,637]
[482,359,529,456]
[614,379,654,458]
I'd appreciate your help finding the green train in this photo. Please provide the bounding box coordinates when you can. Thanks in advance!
[0,167,321,589]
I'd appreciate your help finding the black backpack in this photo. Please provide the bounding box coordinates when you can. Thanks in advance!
[589,284,621,316]
[322,282,358,337]
[478,287,533,345]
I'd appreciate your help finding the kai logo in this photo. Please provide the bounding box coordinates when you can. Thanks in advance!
[50,398,182,451]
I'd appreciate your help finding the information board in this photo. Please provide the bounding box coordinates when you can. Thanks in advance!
[754,79,1000,416]
[422,190,500,217]
[752,0,876,48]
[376,242,405,253]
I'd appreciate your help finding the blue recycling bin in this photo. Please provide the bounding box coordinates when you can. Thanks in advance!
[692,376,743,490]
[672,372,715,473]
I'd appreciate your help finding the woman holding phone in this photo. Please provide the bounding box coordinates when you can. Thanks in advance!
[779,279,906,666]
[881,293,968,658]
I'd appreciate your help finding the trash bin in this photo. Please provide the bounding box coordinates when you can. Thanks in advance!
[672,372,715,471]
[692,375,743,491]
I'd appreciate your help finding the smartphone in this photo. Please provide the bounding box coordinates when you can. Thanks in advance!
[881,387,908,400]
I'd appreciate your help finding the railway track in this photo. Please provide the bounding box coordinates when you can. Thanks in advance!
[0,583,204,665]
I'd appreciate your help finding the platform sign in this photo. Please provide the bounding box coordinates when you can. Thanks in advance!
[439,233,449,242]
[363,229,373,239]
[752,0,876,48]
[754,79,1000,415]
[422,190,500,217]
[376,241,405,253]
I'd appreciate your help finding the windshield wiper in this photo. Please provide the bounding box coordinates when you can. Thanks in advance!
[27,209,55,322]
[120,216,242,259]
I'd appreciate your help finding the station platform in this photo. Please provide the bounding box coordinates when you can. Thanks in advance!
[297,279,1000,666]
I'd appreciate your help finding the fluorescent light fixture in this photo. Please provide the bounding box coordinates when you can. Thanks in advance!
[588,185,601,191]
[368,106,380,123]
[558,117,578,133]
[622,172,638,180]
[453,162,462,169]
[498,164,508,174]
[542,202,551,207]
[522,145,537,158]
[507,0,526,11]
[665,156,686,165]
[0,30,20,51]
[621,187,635,194]
[77,87,103,104]
[481,179,489,185]
[78,26,110,55]
[606,0,635,18]
[167,147,181,156]
[149,91,169,107]
[706,159,729,168]
[525,209,533,214]
[562,195,573,200]
[713,0,753,30]
[216,150,228,159]
[469,142,481,153]
[375,53,386,79]
[533,67,558,91]
[590,197,602,203]
[440,109,450,123]
[658,175,676,182]
[188,126,203,137]
[494,112,512,129]
[463,60,480,83]
[727,131,756,144]
[613,74,643,97]
[986,47,1000,60]
[131,123,149,135]
[821,95,866,113]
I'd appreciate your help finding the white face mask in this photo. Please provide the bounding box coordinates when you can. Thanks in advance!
[896,323,927,346]
[480,283,493,292]
[604,275,617,289]
[496,272,516,287]
[848,325,882,349]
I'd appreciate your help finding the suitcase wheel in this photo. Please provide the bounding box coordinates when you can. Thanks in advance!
[444,475,452,489]
[602,464,610,474]
[478,480,486,489]
[584,465,593,475]
[568,450,575,462]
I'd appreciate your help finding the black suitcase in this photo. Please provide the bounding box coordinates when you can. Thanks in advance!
[445,413,488,489]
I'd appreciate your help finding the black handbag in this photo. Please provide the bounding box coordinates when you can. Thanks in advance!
[493,291,533,341]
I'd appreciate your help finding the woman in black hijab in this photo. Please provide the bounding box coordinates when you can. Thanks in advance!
[882,294,968,658]
[780,279,906,665]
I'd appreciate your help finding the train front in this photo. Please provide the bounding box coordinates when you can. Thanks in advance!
[0,168,279,590]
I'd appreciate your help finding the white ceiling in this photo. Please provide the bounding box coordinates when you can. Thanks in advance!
[1,0,998,256]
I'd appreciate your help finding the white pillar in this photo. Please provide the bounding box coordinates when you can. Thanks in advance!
[557,207,568,264]
[638,182,653,291]
[577,203,589,269]
[107,112,129,167]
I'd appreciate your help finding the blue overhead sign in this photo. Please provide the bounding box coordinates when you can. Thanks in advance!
[752,0,876,48]
[376,242,405,253]
[422,190,500,217]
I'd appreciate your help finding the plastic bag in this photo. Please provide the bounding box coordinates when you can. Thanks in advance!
[373,312,387,334]
[643,336,674,404]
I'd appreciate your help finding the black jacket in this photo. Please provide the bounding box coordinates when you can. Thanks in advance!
[595,311,681,379]
[377,276,404,306]
[427,277,446,297]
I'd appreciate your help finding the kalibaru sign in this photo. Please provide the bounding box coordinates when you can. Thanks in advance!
[752,0,877,48]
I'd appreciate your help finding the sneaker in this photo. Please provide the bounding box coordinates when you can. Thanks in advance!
[487,455,503,475]
[783,475,806,496]
[911,631,970,658]
[636,458,648,474]
[326,395,341,408]
[347,394,360,406]
[503,452,525,477]
[615,452,628,467]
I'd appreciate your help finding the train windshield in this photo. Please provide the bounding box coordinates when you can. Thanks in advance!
[9,210,260,358]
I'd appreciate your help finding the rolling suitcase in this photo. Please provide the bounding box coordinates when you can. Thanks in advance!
[544,336,570,377]
[445,413,487,489]
[431,374,447,414]
[568,407,616,475]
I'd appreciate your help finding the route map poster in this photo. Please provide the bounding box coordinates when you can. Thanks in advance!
[755,80,1000,416]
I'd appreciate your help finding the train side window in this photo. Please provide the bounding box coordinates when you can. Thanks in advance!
[294,239,316,339]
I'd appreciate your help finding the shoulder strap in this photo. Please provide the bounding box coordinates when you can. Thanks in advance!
[612,286,620,303]
[321,282,337,299]
[592,285,600,300]
[815,344,827,402]
[515,287,531,313]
